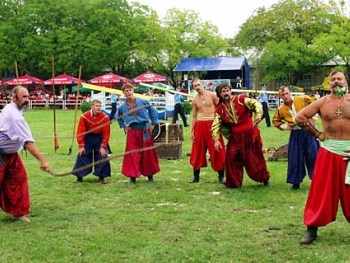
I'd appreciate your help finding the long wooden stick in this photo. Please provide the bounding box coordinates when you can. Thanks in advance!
[68,65,82,155]
[51,56,59,152]
[14,61,19,82]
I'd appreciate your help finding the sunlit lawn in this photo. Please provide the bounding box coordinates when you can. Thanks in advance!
[0,109,348,263]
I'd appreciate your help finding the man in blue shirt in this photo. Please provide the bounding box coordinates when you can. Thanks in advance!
[109,93,118,121]
[117,83,160,183]
[258,84,271,127]
[172,87,188,127]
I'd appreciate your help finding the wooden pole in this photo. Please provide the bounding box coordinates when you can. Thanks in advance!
[68,65,82,155]
[14,61,19,82]
[51,56,59,152]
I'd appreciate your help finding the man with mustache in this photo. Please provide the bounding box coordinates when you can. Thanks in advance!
[272,86,319,190]
[295,70,350,245]
[211,82,270,188]
[0,86,50,223]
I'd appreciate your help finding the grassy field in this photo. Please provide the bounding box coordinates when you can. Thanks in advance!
[0,109,349,263]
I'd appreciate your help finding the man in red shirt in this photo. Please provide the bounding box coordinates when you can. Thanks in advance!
[212,82,270,188]
[72,99,111,184]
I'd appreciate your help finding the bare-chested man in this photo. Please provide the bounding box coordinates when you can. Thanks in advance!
[295,70,350,245]
[189,77,225,183]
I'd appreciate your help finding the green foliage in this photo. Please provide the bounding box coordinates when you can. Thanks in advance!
[1,0,350,92]
[181,101,192,115]
[0,0,232,86]
[80,101,91,113]
[260,37,327,84]
[235,0,350,83]
[310,15,350,75]
[236,0,332,49]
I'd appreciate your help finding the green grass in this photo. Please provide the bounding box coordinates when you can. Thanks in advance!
[0,109,349,263]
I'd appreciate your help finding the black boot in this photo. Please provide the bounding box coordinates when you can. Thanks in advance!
[300,226,318,245]
[218,170,225,184]
[99,177,106,184]
[148,176,154,183]
[190,169,200,183]
[292,183,300,189]
[74,177,83,183]
[129,177,136,184]
[263,180,270,187]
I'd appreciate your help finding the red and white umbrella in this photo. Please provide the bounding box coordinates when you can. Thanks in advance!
[44,74,85,85]
[5,74,44,86]
[89,72,130,86]
[131,71,169,83]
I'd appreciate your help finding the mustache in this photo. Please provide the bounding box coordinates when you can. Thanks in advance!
[333,85,343,89]
[333,85,347,89]
[20,101,29,109]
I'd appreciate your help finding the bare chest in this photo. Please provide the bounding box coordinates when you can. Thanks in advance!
[195,94,215,110]
[321,98,350,121]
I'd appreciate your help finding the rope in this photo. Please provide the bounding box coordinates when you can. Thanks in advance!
[0,104,152,147]
[47,144,164,176]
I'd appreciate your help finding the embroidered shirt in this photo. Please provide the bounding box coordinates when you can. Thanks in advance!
[76,110,110,148]
[272,95,315,130]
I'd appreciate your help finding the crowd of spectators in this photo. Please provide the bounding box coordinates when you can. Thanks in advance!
[0,89,91,103]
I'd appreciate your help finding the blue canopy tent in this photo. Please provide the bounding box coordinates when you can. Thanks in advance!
[173,56,250,88]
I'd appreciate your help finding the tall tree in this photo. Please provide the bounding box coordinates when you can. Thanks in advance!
[234,0,336,85]
[149,8,234,86]
[310,0,350,75]
[0,0,232,84]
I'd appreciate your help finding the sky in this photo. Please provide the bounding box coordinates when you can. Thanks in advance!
[134,0,350,38]
[133,0,283,38]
